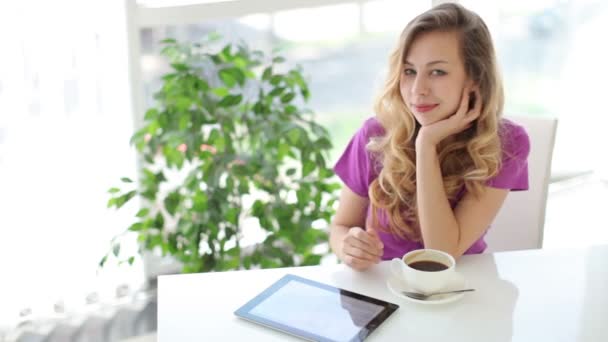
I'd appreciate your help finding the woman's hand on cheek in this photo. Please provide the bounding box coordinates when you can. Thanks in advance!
[416,87,482,149]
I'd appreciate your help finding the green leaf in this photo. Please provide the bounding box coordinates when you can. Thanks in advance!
[121,177,133,183]
[315,152,327,169]
[244,69,255,78]
[178,220,193,235]
[160,38,177,44]
[221,45,232,60]
[155,212,165,229]
[252,200,265,218]
[206,31,222,42]
[302,254,322,266]
[108,187,121,194]
[262,67,272,80]
[277,143,290,160]
[218,69,237,88]
[302,160,316,177]
[296,187,310,204]
[270,75,283,86]
[194,78,210,91]
[228,67,246,86]
[310,122,328,137]
[128,222,144,231]
[226,246,241,257]
[260,259,281,268]
[217,94,243,107]
[238,179,250,193]
[253,102,265,115]
[212,87,229,97]
[286,128,302,145]
[313,137,332,150]
[243,255,252,269]
[112,244,121,257]
[286,168,297,176]
[210,54,222,64]
[207,128,221,144]
[179,114,190,130]
[99,255,108,268]
[280,92,295,103]
[107,197,116,208]
[226,207,239,225]
[192,191,208,212]
[115,190,137,208]
[146,120,160,136]
[285,105,297,115]
[234,57,247,69]
[164,191,182,216]
[269,87,285,97]
[161,73,178,82]
[144,108,159,120]
[128,256,135,265]
[136,208,150,218]
[171,63,189,72]
[272,56,286,63]
[301,87,310,100]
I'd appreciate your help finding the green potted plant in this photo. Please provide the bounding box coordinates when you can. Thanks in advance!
[100,35,339,275]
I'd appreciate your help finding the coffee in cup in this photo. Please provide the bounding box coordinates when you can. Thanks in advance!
[390,248,456,294]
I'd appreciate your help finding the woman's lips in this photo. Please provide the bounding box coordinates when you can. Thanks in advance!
[412,104,438,113]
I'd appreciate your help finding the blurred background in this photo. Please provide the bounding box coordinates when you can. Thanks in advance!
[1,0,607,340]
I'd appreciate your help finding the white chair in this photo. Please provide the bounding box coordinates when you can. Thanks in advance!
[484,116,558,252]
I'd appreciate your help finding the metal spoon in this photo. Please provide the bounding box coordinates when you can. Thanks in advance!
[401,288,475,300]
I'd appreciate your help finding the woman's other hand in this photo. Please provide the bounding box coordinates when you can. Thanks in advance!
[338,226,384,271]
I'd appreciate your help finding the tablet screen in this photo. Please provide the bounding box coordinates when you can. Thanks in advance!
[235,274,398,342]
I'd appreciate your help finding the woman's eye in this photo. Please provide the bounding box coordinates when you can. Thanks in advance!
[431,69,447,76]
[404,69,416,76]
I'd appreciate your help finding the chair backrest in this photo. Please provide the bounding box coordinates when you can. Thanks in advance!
[484,116,558,253]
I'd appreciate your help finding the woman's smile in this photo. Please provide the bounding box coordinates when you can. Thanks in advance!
[412,103,439,113]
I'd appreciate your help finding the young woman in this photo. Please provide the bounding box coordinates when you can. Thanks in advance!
[330,3,530,270]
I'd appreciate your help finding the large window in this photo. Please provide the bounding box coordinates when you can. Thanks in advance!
[138,0,432,163]
[461,0,608,179]
[0,0,141,329]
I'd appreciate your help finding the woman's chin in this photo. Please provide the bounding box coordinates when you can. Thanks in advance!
[414,116,439,127]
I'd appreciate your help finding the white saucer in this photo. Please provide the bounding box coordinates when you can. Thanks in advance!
[386,272,469,305]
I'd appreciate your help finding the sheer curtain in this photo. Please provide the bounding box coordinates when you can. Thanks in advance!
[0,0,142,329]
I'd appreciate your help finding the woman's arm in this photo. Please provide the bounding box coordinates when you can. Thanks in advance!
[330,186,384,270]
[415,141,508,258]
[415,88,508,259]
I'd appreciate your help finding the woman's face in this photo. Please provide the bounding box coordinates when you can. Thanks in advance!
[400,30,471,126]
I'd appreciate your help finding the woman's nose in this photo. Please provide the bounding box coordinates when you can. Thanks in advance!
[411,76,430,96]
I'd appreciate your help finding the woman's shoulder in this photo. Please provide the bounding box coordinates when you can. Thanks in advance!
[499,117,527,135]
[498,117,531,160]
[360,116,386,138]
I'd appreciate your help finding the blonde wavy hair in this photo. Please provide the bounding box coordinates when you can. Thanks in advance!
[368,3,503,241]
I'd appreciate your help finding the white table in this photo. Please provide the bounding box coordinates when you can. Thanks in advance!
[158,245,608,342]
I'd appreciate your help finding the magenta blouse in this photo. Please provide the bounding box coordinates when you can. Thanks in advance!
[333,117,530,259]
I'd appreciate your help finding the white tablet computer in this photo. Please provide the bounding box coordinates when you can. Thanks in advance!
[234,274,399,342]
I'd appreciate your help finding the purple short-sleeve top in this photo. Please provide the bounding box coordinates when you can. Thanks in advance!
[333,117,530,259]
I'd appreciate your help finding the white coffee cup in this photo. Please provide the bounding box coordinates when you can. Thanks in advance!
[390,248,456,294]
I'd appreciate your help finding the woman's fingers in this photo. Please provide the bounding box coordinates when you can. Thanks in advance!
[457,87,471,117]
[453,86,480,132]
[344,236,383,259]
[466,87,482,120]
[343,254,376,271]
[355,227,384,251]
[340,227,384,270]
